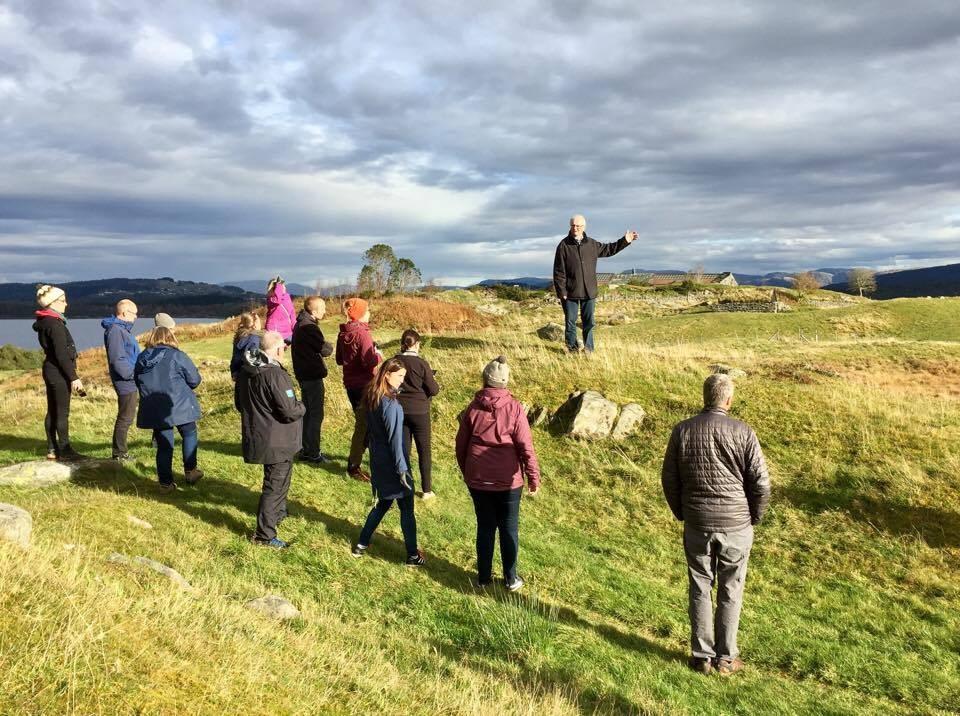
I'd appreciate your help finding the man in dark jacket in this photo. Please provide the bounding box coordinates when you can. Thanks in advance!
[101,299,140,460]
[235,330,306,548]
[552,214,638,353]
[291,296,333,464]
[661,373,770,676]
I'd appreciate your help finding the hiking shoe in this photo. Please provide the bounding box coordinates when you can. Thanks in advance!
[716,657,744,676]
[688,657,714,675]
[184,468,204,485]
[347,464,371,482]
[298,452,331,464]
[158,481,179,492]
[420,491,436,501]
[58,447,88,462]
[475,579,493,589]
[255,537,290,549]
[46,451,57,460]
[112,453,132,463]
[506,577,525,592]
[351,543,368,558]
[405,549,426,567]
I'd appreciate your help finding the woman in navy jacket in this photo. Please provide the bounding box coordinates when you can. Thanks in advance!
[134,326,203,490]
[352,358,425,566]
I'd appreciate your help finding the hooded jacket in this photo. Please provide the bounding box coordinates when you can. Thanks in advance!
[265,283,296,340]
[367,393,412,499]
[455,387,541,491]
[33,309,78,382]
[291,310,333,382]
[661,408,771,532]
[335,320,381,390]
[230,332,261,380]
[101,316,140,395]
[235,350,305,464]
[134,345,202,429]
[552,233,631,300]
[395,350,440,415]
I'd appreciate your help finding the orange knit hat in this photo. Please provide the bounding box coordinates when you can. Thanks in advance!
[344,297,369,321]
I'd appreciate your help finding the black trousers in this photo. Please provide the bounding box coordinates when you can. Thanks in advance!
[469,486,522,583]
[402,411,432,493]
[346,386,368,468]
[112,391,138,457]
[255,460,292,542]
[299,378,325,458]
[42,365,71,455]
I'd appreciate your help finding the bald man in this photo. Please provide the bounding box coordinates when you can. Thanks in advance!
[552,215,638,353]
[102,298,141,460]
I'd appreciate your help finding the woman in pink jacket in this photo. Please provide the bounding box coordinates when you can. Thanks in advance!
[265,276,296,343]
[455,355,541,592]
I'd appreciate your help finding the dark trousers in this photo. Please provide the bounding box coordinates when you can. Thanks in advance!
[153,422,198,486]
[346,386,368,467]
[469,486,522,583]
[255,460,293,542]
[562,298,596,351]
[358,494,417,556]
[112,391,138,457]
[402,411,432,493]
[299,378,325,458]
[42,368,71,455]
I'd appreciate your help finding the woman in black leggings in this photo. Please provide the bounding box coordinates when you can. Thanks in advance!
[394,329,440,499]
[32,285,86,461]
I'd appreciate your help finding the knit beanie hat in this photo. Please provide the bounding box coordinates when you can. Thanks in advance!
[36,284,65,308]
[154,313,176,329]
[344,297,369,322]
[482,355,510,388]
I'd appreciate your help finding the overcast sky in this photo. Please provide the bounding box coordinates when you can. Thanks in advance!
[1,1,958,286]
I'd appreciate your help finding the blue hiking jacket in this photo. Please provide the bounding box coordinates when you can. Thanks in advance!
[101,317,141,395]
[367,394,412,499]
[134,345,202,429]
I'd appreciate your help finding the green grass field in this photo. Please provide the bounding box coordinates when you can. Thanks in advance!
[0,295,958,714]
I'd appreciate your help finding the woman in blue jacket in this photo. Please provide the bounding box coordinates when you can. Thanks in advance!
[134,326,203,490]
[352,358,425,566]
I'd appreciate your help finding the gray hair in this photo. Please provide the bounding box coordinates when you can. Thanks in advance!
[261,330,285,355]
[703,373,735,409]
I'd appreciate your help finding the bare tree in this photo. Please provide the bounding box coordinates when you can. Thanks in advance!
[793,271,821,298]
[848,268,877,297]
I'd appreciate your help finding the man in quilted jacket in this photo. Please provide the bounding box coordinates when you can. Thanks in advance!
[661,373,770,676]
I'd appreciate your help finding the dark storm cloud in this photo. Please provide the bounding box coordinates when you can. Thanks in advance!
[1,0,958,283]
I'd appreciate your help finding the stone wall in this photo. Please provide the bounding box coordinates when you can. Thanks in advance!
[710,301,792,313]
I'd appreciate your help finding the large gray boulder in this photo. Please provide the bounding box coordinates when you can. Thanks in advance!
[611,403,646,440]
[552,390,619,438]
[0,461,73,487]
[245,595,301,621]
[0,503,32,549]
[536,323,564,342]
[108,552,195,592]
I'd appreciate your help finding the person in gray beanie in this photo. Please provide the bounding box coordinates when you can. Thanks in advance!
[155,313,176,329]
[455,356,541,591]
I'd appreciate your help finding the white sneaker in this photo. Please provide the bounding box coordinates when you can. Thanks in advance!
[420,491,436,501]
[506,577,525,592]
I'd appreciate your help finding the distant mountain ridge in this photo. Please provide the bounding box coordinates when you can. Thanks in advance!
[824,263,960,298]
[477,268,858,290]
[219,280,316,296]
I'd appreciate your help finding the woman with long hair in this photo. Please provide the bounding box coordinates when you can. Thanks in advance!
[33,284,86,460]
[394,329,440,499]
[134,326,203,490]
[352,358,425,566]
[230,311,262,380]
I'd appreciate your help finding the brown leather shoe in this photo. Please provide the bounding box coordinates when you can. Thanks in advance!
[688,657,713,675]
[347,464,371,482]
[716,657,744,676]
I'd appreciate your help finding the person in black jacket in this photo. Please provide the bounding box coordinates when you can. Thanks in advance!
[235,330,306,548]
[32,284,86,461]
[394,329,440,499]
[552,215,638,353]
[291,296,333,464]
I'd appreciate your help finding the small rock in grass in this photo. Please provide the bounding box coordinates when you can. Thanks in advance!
[536,323,564,342]
[108,552,195,592]
[0,461,73,487]
[611,403,646,440]
[710,364,748,379]
[127,515,153,530]
[552,390,619,438]
[0,503,32,550]
[245,595,301,621]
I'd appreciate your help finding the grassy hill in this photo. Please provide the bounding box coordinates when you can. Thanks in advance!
[0,292,958,714]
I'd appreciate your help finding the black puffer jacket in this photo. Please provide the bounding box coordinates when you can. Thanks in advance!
[33,312,78,382]
[552,233,631,300]
[394,351,440,415]
[291,310,333,382]
[235,351,305,464]
[661,408,770,532]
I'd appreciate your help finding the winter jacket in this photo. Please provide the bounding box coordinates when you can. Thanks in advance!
[234,350,305,464]
[101,316,140,395]
[661,408,771,532]
[455,388,541,491]
[231,333,261,379]
[291,310,333,382]
[335,321,381,390]
[265,283,296,340]
[367,393,412,499]
[394,350,439,415]
[33,310,78,382]
[552,233,631,300]
[134,345,202,429]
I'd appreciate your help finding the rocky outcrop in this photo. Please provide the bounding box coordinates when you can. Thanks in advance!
[536,323,564,342]
[108,552,195,592]
[552,392,646,441]
[0,461,73,488]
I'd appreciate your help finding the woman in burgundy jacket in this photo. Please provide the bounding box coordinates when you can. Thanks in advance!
[455,356,541,591]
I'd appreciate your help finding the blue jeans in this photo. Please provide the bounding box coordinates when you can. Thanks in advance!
[358,493,418,556]
[562,298,596,351]
[469,486,522,583]
[153,422,198,485]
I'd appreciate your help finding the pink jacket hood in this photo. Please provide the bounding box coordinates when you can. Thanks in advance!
[265,283,296,339]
